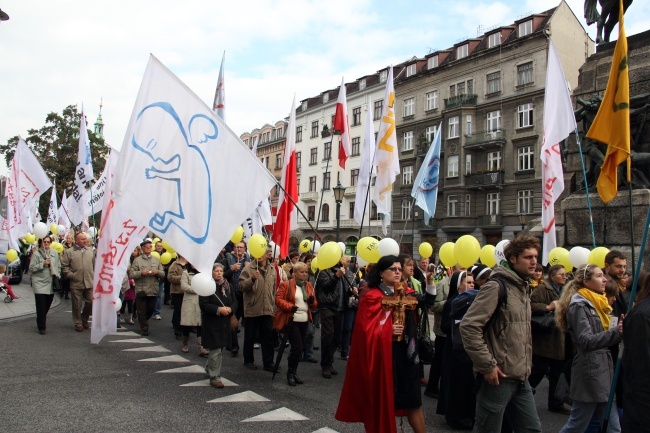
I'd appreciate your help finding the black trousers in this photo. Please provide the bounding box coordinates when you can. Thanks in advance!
[171,293,184,336]
[34,294,54,331]
[425,335,447,393]
[136,295,157,332]
[319,309,342,370]
[287,321,308,370]
[528,353,565,409]
[243,315,274,366]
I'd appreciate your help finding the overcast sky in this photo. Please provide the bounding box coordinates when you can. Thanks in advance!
[1,0,648,176]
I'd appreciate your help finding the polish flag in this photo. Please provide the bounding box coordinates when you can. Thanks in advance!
[334,77,352,169]
[272,96,298,257]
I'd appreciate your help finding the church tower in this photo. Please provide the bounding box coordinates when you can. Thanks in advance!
[94,98,104,138]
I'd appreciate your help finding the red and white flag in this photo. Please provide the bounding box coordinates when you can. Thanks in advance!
[272,96,298,257]
[541,40,576,264]
[213,51,225,122]
[334,77,352,169]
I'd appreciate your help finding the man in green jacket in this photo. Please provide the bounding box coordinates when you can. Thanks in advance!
[129,238,164,336]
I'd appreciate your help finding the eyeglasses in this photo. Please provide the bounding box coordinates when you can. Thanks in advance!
[387,267,402,273]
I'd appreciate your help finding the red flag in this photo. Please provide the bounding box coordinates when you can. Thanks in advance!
[334,77,352,169]
[272,96,298,257]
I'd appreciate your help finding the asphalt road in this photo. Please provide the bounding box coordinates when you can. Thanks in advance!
[1,294,569,432]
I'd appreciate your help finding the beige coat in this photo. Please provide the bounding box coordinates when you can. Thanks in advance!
[239,261,277,317]
[61,245,94,290]
[129,254,164,296]
[180,270,201,327]
[167,260,186,295]
[29,247,62,295]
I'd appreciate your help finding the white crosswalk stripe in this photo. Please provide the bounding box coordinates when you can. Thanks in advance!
[242,407,309,422]
[207,391,269,403]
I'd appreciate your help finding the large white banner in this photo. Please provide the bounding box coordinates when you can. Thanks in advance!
[68,112,94,226]
[47,182,58,226]
[83,151,115,217]
[112,55,276,275]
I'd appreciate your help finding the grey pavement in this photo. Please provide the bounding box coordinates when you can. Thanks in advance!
[0,274,62,321]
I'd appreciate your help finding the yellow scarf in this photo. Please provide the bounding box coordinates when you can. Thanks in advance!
[578,288,612,331]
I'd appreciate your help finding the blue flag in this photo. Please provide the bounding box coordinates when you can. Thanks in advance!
[411,123,441,225]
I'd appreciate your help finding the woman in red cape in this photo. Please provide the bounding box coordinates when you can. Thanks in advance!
[335,255,425,433]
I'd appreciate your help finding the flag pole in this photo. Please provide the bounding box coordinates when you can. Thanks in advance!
[314,154,331,238]
[272,175,322,242]
[357,163,375,239]
[574,131,597,248]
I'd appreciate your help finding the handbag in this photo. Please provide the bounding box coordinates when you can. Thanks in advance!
[51,275,62,293]
[418,308,435,364]
[531,310,556,331]
[230,314,239,330]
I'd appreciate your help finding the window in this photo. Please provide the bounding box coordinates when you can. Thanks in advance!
[467,79,474,95]
[425,125,438,144]
[349,201,355,217]
[486,192,500,215]
[331,115,336,128]
[276,127,284,138]
[274,185,280,197]
[465,194,471,216]
[518,190,534,214]
[518,20,533,37]
[488,32,501,48]
[457,44,468,59]
[487,151,502,171]
[311,120,319,138]
[465,115,472,136]
[465,154,472,174]
[351,137,360,156]
[351,169,359,186]
[401,199,412,220]
[302,101,308,111]
[374,100,383,120]
[310,148,317,165]
[275,154,282,169]
[296,177,300,194]
[296,126,302,142]
[265,156,269,168]
[352,107,361,126]
[447,195,458,216]
[447,155,459,177]
[323,171,331,190]
[380,70,388,83]
[406,64,416,77]
[517,103,534,128]
[448,116,459,138]
[359,79,366,90]
[308,206,315,221]
[457,81,465,96]
[324,142,332,161]
[518,146,534,171]
[321,203,329,222]
[296,151,301,173]
[449,84,456,98]
[403,98,414,117]
[371,202,379,219]
[517,62,534,86]
[428,55,438,69]
[425,90,438,110]
[487,110,501,131]
[403,131,414,151]
[402,165,413,185]
[487,71,501,94]
[323,93,329,103]
[309,176,317,192]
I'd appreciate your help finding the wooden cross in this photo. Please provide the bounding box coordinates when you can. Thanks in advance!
[381,283,418,341]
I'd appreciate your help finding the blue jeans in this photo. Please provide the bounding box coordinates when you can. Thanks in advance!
[153,280,164,315]
[340,308,356,357]
[560,400,621,433]
[473,378,542,433]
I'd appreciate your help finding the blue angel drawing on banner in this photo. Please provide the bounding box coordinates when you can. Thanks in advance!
[131,101,214,244]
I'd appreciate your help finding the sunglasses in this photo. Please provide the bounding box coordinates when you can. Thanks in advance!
[387,267,402,273]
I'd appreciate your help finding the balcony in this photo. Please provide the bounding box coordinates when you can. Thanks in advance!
[444,94,478,109]
[465,171,504,189]
[344,187,356,197]
[464,129,506,150]
[300,191,319,202]
[479,214,503,227]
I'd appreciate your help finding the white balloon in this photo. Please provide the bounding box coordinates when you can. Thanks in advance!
[378,238,400,257]
[34,222,49,239]
[57,225,66,236]
[87,227,97,238]
[190,272,216,296]
[312,240,321,253]
[356,255,369,267]
[338,242,346,254]
[115,298,122,312]
[569,246,590,268]
[494,240,510,267]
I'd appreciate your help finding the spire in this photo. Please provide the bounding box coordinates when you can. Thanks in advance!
[94,98,104,138]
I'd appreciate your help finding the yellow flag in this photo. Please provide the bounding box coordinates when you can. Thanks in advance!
[587,0,630,204]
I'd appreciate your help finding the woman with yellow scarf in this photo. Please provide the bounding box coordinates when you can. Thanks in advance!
[555,263,624,432]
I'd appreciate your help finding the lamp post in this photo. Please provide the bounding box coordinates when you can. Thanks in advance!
[518,212,528,232]
[333,182,345,243]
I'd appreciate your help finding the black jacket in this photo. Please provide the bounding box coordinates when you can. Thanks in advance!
[316,268,341,311]
[622,298,650,432]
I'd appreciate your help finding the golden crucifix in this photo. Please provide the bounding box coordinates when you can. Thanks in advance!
[381,283,418,341]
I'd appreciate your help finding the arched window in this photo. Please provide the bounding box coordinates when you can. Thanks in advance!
[321,203,330,222]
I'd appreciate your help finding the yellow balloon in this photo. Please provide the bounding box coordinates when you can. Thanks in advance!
[357,236,381,264]
[51,242,64,254]
[438,242,457,267]
[418,242,433,259]
[161,240,173,251]
[6,249,19,262]
[160,252,172,265]
[311,257,319,273]
[170,251,177,259]
[151,251,160,259]
[587,247,610,268]
[230,226,244,244]
[153,238,161,245]
[248,234,268,259]
[454,235,481,268]
[50,223,58,235]
[299,239,313,253]
[25,233,36,244]
[317,242,343,270]
[479,245,496,268]
[548,247,572,270]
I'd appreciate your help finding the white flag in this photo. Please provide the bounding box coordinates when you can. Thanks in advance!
[372,67,399,235]
[69,111,94,226]
[58,191,71,229]
[47,182,58,226]
[91,149,147,344]
[83,151,116,217]
[354,96,376,225]
[541,40,576,265]
[4,138,52,249]
[213,51,225,122]
[112,55,276,275]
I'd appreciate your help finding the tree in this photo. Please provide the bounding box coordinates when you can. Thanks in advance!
[0,104,110,219]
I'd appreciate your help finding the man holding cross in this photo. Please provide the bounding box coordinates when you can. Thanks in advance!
[336,255,425,433]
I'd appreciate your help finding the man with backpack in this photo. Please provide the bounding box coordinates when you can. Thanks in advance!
[460,236,542,432]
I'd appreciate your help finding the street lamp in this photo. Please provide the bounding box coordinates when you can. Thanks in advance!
[518,212,528,232]
[333,182,346,242]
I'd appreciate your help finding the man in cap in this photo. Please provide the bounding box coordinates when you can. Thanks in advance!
[129,238,165,336]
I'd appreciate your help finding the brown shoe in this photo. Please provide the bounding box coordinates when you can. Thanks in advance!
[321,369,332,379]
[210,380,225,389]
[75,325,83,332]
[82,321,90,329]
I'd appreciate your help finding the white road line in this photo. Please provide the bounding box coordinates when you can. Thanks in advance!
[241,407,309,422]
[207,391,269,403]
[137,355,190,363]
[156,365,206,374]
[122,345,171,352]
